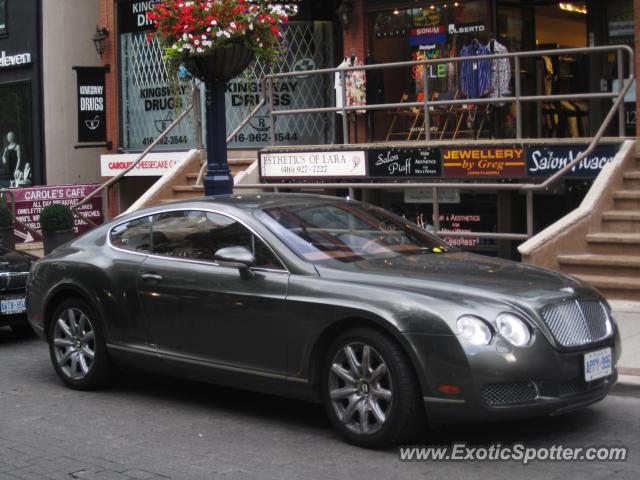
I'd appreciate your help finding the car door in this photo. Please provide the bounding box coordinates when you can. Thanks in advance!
[137,209,290,376]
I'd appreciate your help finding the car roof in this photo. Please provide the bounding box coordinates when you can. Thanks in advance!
[123,193,351,219]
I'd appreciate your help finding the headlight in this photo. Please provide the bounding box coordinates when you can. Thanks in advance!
[457,315,493,346]
[496,313,531,347]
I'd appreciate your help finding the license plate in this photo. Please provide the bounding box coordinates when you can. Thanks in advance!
[584,347,612,382]
[1,297,26,315]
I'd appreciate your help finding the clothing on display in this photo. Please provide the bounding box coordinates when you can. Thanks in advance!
[459,40,492,99]
[334,56,367,115]
[488,39,511,99]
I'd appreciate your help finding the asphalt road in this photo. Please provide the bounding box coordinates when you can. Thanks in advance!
[1,327,639,480]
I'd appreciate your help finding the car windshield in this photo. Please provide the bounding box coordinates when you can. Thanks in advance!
[256,201,454,264]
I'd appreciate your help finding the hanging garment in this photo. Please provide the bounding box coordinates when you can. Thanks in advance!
[346,56,367,114]
[487,40,511,99]
[335,58,351,115]
[459,40,492,99]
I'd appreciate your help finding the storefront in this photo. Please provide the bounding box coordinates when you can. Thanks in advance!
[0,0,42,188]
[114,0,341,152]
[355,0,635,141]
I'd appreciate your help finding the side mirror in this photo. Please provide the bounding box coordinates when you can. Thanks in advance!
[214,246,256,279]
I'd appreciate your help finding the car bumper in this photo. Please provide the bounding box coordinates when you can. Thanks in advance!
[403,327,621,425]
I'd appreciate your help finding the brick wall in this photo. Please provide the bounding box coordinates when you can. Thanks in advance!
[99,0,120,217]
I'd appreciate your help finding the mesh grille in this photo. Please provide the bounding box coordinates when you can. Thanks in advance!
[559,378,607,398]
[0,272,29,292]
[482,382,538,406]
[540,299,611,347]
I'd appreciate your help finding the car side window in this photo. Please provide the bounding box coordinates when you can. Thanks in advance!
[110,216,152,253]
[151,210,285,270]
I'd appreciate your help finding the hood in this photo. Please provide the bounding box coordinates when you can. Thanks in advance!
[314,251,586,305]
[0,246,37,273]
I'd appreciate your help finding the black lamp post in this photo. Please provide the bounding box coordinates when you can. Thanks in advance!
[92,26,109,58]
[184,44,255,196]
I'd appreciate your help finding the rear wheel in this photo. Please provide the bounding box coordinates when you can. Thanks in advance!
[321,327,426,448]
[48,298,115,390]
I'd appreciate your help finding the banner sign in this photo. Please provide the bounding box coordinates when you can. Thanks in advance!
[11,184,104,244]
[101,152,184,177]
[118,0,160,34]
[442,147,527,178]
[75,67,107,143]
[260,151,367,179]
[368,147,441,177]
[526,144,618,178]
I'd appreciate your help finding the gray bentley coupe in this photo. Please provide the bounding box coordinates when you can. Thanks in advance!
[26,194,619,448]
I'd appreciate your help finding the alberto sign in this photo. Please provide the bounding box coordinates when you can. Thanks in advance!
[442,147,527,178]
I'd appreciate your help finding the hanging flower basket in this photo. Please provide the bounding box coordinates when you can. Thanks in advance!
[147,1,296,82]
[182,40,255,83]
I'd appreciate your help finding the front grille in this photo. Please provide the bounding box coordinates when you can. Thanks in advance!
[0,272,29,292]
[540,299,611,347]
[482,381,538,406]
[558,378,607,398]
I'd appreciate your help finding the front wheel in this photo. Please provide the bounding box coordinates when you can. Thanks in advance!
[48,298,115,390]
[321,327,426,448]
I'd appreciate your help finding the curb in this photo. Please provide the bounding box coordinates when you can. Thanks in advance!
[613,374,640,397]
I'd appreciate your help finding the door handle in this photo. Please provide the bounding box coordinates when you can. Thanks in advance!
[140,273,163,282]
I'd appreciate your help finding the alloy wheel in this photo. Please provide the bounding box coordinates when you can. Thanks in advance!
[52,308,96,380]
[328,342,393,435]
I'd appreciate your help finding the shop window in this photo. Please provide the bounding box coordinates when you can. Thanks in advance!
[0,82,33,188]
[0,0,6,33]
[117,0,335,151]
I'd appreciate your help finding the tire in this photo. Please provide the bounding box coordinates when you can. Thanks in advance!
[321,327,426,448]
[47,297,115,390]
[10,323,34,337]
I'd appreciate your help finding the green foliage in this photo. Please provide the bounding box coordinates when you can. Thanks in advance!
[0,201,13,228]
[40,203,75,233]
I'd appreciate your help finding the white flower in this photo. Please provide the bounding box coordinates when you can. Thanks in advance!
[211,20,217,25]
[259,42,263,47]
[249,23,254,30]
[206,27,211,32]
[194,39,200,45]
[201,34,207,39]
[230,22,236,29]
[197,47,204,53]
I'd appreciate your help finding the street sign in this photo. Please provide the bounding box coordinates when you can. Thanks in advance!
[9,184,104,244]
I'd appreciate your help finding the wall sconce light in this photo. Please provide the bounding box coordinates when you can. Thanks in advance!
[93,26,110,58]
[336,0,355,31]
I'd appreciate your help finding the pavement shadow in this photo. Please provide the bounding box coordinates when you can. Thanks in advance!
[106,367,606,449]
[0,325,37,346]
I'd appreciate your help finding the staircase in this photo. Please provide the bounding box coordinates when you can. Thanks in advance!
[169,150,258,202]
[557,159,640,300]
[519,140,640,301]
[123,149,258,215]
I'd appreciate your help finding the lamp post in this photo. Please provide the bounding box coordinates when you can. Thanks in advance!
[203,80,233,195]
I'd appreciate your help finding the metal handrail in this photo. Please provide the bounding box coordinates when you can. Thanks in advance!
[72,88,201,215]
[235,45,635,242]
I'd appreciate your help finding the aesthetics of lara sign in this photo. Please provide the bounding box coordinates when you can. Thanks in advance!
[260,151,367,179]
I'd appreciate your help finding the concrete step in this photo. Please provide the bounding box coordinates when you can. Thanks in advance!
[613,190,640,210]
[623,171,640,189]
[172,185,205,200]
[602,210,640,233]
[570,274,640,301]
[586,232,640,255]
[558,254,640,277]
